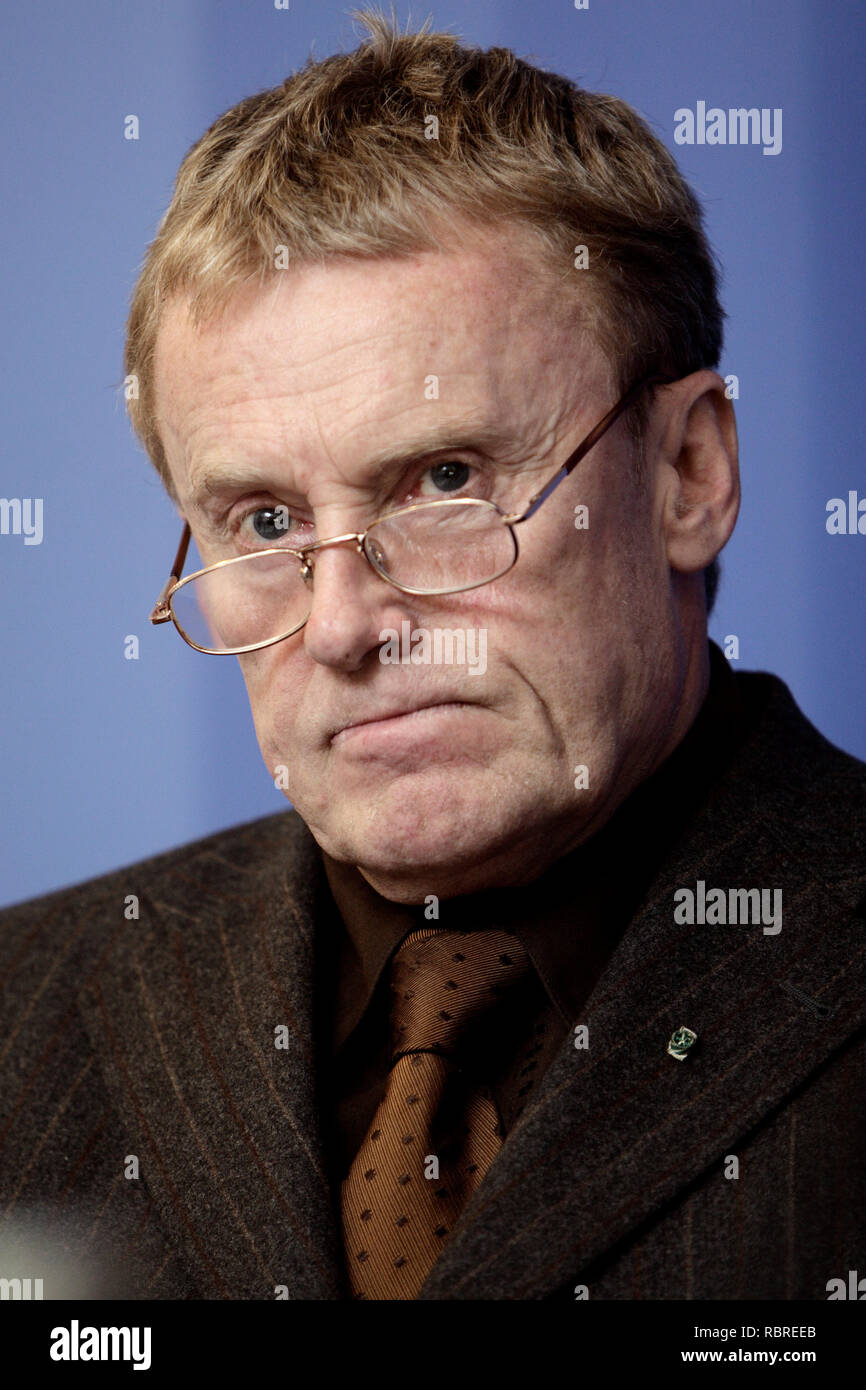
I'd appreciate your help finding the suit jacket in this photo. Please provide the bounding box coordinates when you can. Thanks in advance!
[1,665,864,1300]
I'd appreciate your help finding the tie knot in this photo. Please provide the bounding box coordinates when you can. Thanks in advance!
[388,927,531,1062]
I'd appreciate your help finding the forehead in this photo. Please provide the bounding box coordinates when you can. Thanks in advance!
[153,222,607,496]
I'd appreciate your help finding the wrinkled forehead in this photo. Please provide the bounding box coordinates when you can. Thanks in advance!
[153,224,609,501]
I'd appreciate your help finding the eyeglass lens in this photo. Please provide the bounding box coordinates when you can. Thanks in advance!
[171,500,517,653]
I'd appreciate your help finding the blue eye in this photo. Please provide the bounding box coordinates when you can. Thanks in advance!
[251,506,296,541]
[252,508,284,541]
[428,461,470,493]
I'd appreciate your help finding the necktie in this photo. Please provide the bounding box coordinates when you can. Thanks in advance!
[341,925,532,1300]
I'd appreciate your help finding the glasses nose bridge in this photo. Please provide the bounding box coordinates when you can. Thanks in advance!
[297,528,368,585]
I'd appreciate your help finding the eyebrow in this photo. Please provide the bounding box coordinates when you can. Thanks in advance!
[186,423,518,516]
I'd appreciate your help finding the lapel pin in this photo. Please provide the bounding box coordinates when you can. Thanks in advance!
[667,1026,698,1060]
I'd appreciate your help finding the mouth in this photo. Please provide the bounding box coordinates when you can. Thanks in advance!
[330,698,476,745]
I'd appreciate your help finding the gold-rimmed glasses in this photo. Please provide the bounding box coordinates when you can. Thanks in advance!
[149,372,671,654]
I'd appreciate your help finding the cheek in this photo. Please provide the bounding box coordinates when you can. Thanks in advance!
[237,645,307,746]
[501,512,660,704]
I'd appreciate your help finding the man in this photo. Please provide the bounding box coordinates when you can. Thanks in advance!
[1,12,863,1301]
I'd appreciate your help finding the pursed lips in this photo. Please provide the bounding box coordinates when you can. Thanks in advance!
[329,697,476,744]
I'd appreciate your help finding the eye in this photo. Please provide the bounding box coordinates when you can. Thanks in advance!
[241,505,308,544]
[418,461,472,496]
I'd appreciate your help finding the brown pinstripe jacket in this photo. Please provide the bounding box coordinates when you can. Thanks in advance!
[1,665,864,1300]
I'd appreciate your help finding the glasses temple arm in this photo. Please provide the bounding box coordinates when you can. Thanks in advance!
[507,373,674,523]
[150,521,192,623]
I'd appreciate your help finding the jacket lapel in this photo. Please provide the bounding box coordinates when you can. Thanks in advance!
[418,679,866,1299]
[76,812,344,1299]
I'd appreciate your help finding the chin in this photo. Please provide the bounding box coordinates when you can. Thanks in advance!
[312,770,511,875]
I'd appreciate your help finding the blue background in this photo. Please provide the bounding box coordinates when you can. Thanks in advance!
[1,0,863,908]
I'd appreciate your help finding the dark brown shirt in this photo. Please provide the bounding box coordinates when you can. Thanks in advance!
[316,640,747,1182]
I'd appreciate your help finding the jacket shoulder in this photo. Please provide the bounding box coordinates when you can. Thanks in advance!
[0,808,313,978]
[728,667,866,882]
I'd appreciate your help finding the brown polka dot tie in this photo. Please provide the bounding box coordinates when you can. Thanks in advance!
[341,925,532,1300]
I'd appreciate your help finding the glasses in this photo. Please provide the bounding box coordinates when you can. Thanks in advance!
[150,372,671,654]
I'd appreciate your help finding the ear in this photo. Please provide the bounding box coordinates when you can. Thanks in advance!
[655,370,740,574]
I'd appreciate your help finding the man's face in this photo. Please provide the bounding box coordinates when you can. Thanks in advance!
[155,223,693,900]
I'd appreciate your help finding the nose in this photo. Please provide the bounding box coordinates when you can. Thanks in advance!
[301,540,417,672]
